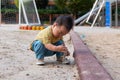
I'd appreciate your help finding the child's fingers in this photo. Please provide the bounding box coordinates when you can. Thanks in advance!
[63,47,67,51]
[57,45,68,52]
[61,46,67,51]
[61,50,67,53]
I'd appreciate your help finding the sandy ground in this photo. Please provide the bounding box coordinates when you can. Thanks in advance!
[74,27,120,80]
[1,26,120,80]
[0,26,79,80]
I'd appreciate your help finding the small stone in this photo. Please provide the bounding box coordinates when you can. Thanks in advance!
[26,73,29,76]
[73,75,76,77]
[57,66,60,68]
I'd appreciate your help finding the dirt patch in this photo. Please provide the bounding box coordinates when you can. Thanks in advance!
[0,28,79,80]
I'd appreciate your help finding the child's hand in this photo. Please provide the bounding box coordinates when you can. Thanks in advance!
[56,45,67,53]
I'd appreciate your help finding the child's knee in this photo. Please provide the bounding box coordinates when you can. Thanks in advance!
[32,40,45,52]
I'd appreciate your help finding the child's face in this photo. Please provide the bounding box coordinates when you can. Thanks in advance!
[52,23,68,38]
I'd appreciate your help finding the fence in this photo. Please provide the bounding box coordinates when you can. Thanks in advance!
[1,0,120,26]
[1,0,19,24]
[0,0,63,25]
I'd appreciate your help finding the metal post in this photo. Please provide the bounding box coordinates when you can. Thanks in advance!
[0,0,1,26]
[91,0,105,28]
[109,0,112,28]
[19,0,21,25]
[115,0,118,27]
[105,0,112,28]
[86,0,99,23]
[20,0,29,25]
[33,0,41,25]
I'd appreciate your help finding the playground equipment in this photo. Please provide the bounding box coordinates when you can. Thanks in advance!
[75,0,118,28]
[19,25,44,30]
[88,0,105,28]
[19,0,41,25]
[0,0,44,30]
[74,7,100,25]
[74,0,105,27]
[19,0,44,30]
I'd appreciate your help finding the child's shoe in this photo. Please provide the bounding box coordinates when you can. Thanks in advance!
[62,58,70,64]
[36,59,45,65]
[57,57,70,64]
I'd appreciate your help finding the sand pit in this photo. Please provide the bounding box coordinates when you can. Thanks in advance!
[75,27,120,80]
[1,26,119,80]
[0,27,79,80]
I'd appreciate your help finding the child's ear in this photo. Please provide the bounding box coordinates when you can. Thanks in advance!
[53,22,58,26]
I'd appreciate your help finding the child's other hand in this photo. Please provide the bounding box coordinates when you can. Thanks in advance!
[56,45,67,53]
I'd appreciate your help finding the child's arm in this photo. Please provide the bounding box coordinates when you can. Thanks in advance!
[45,43,67,53]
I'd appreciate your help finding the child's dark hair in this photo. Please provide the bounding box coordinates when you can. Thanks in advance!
[55,15,74,32]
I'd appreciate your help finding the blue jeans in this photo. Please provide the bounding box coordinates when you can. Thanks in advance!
[31,40,64,60]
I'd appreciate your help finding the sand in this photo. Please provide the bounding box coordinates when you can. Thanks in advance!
[74,27,120,80]
[1,26,119,80]
[0,26,79,80]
